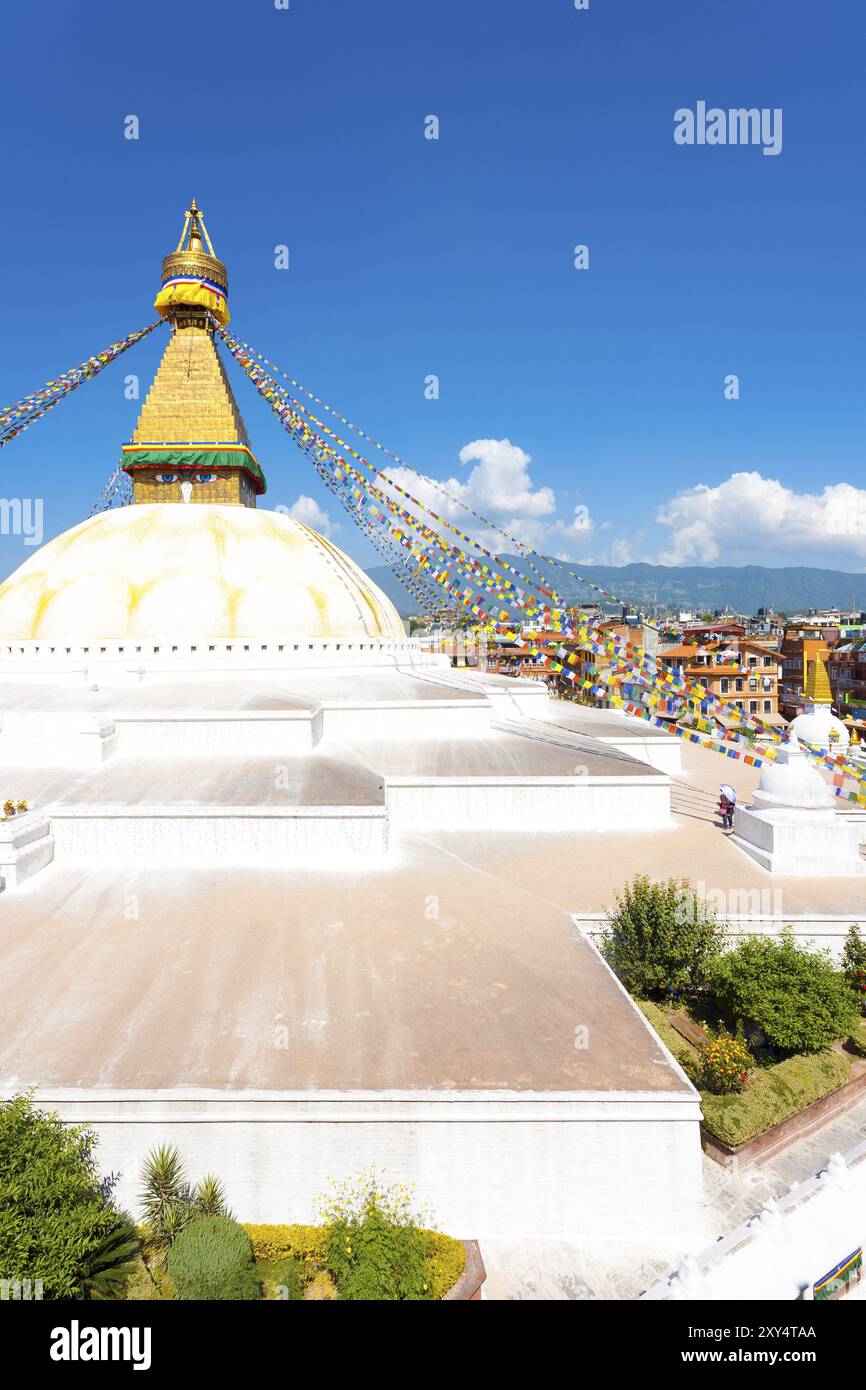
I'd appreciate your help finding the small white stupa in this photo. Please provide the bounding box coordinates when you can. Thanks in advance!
[731,733,865,875]
[789,656,849,752]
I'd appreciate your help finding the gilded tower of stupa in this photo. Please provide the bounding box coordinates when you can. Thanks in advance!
[790,652,850,750]
[121,199,266,507]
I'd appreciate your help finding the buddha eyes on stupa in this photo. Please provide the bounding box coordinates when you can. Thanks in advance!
[195,473,217,484]
[156,473,178,484]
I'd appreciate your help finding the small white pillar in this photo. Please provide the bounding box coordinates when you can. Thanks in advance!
[731,734,865,876]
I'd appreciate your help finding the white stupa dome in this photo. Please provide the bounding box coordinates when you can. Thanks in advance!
[0,504,404,644]
[752,734,833,810]
[789,703,849,751]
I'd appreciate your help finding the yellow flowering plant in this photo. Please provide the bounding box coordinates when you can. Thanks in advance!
[316,1166,434,1301]
[699,1033,754,1095]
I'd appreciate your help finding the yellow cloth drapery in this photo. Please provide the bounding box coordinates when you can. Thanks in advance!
[154,279,229,325]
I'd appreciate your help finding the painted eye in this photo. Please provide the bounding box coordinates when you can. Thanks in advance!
[194,472,217,483]
[156,472,178,484]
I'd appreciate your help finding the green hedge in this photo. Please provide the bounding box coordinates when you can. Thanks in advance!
[242,1222,465,1299]
[168,1216,260,1300]
[701,1052,852,1147]
[636,1001,696,1070]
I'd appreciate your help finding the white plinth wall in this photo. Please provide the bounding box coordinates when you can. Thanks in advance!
[731,733,866,877]
[732,804,866,877]
[37,1089,705,1244]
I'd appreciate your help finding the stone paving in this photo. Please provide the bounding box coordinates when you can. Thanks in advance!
[481,1094,866,1299]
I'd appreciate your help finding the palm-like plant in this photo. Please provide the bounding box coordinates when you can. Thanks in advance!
[80,1213,141,1299]
[140,1144,192,1251]
[194,1172,231,1218]
[158,1199,193,1249]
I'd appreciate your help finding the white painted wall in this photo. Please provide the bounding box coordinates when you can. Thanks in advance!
[601,737,682,775]
[0,811,54,890]
[48,805,388,866]
[113,710,322,756]
[387,778,671,832]
[36,1089,705,1244]
[0,715,116,765]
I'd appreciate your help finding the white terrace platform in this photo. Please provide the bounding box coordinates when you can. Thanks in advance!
[0,656,703,1246]
[1,657,862,1249]
[0,663,672,875]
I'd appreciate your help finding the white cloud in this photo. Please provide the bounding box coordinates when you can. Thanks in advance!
[574,538,633,566]
[457,438,556,518]
[551,502,594,545]
[281,495,340,538]
[654,471,866,567]
[383,438,594,559]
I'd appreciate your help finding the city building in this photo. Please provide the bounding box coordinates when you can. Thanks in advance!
[659,636,783,725]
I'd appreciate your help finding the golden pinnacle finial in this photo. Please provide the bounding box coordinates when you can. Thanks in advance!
[175,197,216,259]
[156,198,230,327]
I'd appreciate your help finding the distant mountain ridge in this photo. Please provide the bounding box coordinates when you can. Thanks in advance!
[365,561,866,618]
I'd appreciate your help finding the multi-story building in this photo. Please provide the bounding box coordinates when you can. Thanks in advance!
[659,637,783,724]
[482,617,653,704]
[828,637,866,720]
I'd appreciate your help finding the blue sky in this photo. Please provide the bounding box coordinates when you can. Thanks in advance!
[1,0,864,578]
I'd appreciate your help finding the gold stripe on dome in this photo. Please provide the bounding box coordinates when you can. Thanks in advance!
[161,250,228,293]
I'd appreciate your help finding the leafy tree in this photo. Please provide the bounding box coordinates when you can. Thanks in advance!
[709,930,859,1054]
[0,1092,138,1299]
[842,925,866,1013]
[602,875,725,999]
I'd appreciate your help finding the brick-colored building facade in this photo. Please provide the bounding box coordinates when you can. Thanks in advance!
[659,638,782,722]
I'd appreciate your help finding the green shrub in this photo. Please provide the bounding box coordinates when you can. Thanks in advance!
[701,1052,851,1146]
[842,925,866,1011]
[81,1214,141,1300]
[139,1145,230,1254]
[243,1220,464,1299]
[602,875,725,999]
[319,1169,433,1300]
[272,1256,305,1301]
[243,1223,327,1270]
[168,1216,260,1301]
[303,1269,337,1299]
[121,1257,163,1301]
[0,1092,139,1299]
[709,931,859,1054]
[423,1231,465,1298]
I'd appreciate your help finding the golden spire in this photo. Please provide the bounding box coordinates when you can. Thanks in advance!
[175,197,218,259]
[804,655,833,705]
[123,200,264,506]
[155,198,230,328]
